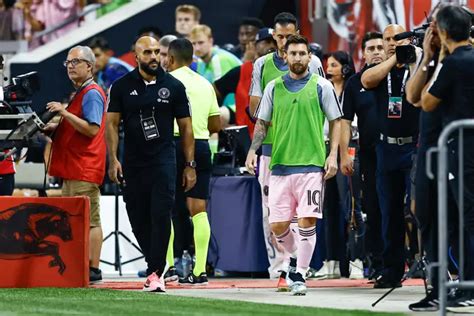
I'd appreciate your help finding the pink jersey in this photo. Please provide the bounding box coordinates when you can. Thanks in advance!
[26,0,79,48]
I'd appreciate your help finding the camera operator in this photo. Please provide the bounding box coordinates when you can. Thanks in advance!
[404,4,447,311]
[340,31,386,280]
[421,4,474,312]
[45,45,107,283]
[361,24,420,289]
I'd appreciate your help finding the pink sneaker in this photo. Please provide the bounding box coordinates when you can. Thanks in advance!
[143,272,165,292]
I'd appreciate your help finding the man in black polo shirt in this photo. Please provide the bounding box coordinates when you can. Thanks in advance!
[361,24,420,288]
[340,31,385,280]
[106,36,196,293]
[422,4,474,311]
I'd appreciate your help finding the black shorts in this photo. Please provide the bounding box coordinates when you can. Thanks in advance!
[175,138,212,199]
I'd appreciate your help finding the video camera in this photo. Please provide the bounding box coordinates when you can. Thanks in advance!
[393,24,429,65]
[395,5,474,64]
[0,70,56,160]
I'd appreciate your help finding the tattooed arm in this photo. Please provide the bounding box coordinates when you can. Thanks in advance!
[245,119,269,175]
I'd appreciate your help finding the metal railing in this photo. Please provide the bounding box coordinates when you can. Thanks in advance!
[427,119,474,315]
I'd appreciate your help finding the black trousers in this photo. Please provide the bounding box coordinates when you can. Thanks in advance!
[0,173,14,196]
[376,141,415,282]
[123,163,176,276]
[323,169,349,261]
[448,134,474,283]
[359,147,383,269]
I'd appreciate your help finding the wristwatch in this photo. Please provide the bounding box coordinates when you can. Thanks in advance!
[185,160,197,168]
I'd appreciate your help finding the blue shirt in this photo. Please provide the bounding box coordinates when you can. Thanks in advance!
[82,89,104,126]
[97,57,133,91]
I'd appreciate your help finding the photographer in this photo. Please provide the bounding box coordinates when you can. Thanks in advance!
[421,4,474,312]
[46,45,107,283]
[361,24,420,289]
[405,4,446,311]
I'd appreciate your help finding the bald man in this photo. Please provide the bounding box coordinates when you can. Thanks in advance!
[361,24,420,289]
[106,36,196,293]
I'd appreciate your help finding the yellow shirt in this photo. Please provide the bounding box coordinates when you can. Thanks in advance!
[171,66,220,139]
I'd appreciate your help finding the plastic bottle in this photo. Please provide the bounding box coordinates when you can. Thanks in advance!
[181,250,192,277]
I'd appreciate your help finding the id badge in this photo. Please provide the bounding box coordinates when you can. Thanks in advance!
[387,97,402,119]
[141,116,160,141]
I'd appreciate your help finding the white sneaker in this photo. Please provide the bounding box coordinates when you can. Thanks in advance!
[313,260,329,279]
[287,272,307,296]
[349,259,365,279]
[290,281,307,296]
[327,260,341,279]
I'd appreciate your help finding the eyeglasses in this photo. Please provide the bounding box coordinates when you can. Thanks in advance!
[63,58,90,67]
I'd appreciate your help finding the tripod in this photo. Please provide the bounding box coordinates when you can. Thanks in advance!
[100,183,144,276]
[372,255,429,307]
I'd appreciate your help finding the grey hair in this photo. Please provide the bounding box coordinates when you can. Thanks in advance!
[69,45,96,66]
[159,35,178,48]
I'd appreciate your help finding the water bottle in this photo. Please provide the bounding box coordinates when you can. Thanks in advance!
[181,250,192,277]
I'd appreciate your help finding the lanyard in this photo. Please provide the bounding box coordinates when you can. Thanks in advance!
[140,106,155,120]
[387,69,409,98]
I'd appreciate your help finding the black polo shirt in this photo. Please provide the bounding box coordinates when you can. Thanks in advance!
[371,66,420,138]
[108,68,191,168]
[342,67,379,149]
[419,55,443,148]
[429,45,474,126]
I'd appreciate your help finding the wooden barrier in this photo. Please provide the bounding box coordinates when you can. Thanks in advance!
[0,197,89,288]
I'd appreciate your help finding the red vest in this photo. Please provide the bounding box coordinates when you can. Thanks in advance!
[0,151,15,175]
[235,61,255,137]
[49,84,107,185]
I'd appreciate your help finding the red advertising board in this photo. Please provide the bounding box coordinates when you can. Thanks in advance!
[0,197,89,288]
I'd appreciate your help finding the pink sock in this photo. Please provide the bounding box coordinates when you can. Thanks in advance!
[275,227,297,260]
[296,226,317,277]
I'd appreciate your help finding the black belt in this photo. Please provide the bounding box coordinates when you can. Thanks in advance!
[380,134,416,146]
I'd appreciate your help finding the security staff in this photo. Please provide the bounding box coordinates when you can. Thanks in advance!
[106,36,196,293]
[361,24,420,288]
[167,38,221,285]
[421,4,474,311]
[340,32,386,279]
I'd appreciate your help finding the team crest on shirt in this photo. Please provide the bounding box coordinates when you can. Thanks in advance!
[157,88,170,104]
[158,88,170,99]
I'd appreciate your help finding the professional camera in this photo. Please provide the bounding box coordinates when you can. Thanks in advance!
[0,71,40,107]
[393,23,430,64]
[0,71,56,159]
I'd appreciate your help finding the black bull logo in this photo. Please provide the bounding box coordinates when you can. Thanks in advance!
[0,203,73,274]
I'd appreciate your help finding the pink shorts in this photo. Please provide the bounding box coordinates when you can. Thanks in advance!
[268,172,325,223]
[257,155,271,208]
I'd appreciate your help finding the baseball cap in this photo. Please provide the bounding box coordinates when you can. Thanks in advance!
[256,28,273,43]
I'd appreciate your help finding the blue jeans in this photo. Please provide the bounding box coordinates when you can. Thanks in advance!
[376,141,415,282]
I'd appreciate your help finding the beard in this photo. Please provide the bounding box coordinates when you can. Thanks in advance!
[139,60,160,76]
[289,62,308,75]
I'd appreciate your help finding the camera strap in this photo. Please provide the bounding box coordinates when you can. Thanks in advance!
[387,69,409,98]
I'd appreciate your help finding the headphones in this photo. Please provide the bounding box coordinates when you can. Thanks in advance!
[342,64,351,77]
[341,52,353,78]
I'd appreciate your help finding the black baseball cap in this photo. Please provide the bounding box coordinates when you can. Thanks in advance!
[256,28,273,43]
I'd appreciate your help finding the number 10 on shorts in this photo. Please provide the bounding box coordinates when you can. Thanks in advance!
[307,190,321,214]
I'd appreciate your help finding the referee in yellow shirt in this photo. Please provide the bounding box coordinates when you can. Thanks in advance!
[167,38,222,284]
